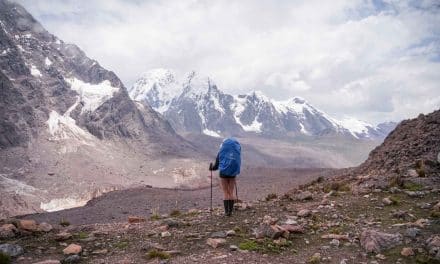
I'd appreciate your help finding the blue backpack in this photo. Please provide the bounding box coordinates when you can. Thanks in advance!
[219,138,241,177]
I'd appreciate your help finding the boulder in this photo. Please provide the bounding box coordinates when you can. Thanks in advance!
[63,244,82,255]
[296,191,313,201]
[297,209,311,217]
[401,247,414,257]
[426,235,440,260]
[206,238,226,249]
[254,225,284,239]
[0,224,17,239]
[360,230,402,253]
[0,243,24,257]
[18,219,38,232]
[38,222,53,232]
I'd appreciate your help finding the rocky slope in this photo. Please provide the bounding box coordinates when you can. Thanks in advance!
[0,0,205,219]
[129,69,396,139]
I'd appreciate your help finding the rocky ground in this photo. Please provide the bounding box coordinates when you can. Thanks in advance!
[1,171,439,264]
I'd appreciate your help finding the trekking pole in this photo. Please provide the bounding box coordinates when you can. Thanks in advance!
[210,163,213,214]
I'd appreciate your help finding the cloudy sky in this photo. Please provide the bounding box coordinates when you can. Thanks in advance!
[16,0,440,124]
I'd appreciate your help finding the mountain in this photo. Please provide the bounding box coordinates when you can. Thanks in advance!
[129,69,396,139]
[0,0,205,218]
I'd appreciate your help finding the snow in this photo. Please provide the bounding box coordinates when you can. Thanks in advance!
[338,117,373,138]
[203,129,221,138]
[129,68,181,114]
[45,57,52,66]
[30,65,42,77]
[40,197,89,212]
[242,119,263,133]
[66,77,119,113]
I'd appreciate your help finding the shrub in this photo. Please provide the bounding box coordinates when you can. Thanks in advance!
[146,249,170,260]
[403,182,423,191]
[389,195,401,205]
[0,252,11,264]
[416,160,426,177]
[265,193,277,201]
[169,209,181,217]
[239,240,259,251]
[59,218,70,227]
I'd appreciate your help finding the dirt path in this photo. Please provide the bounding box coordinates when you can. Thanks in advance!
[25,168,332,225]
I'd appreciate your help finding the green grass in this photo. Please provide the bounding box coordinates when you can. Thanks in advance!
[403,182,424,191]
[150,213,161,221]
[115,241,129,249]
[239,239,293,254]
[323,181,350,193]
[239,240,259,251]
[146,249,170,260]
[0,252,11,264]
[75,231,89,239]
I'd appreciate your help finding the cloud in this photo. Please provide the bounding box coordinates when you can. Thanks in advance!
[14,0,440,124]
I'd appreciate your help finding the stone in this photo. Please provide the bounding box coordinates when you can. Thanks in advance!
[0,243,24,257]
[226,230,236,236]
[161,231,171,238]
[330,239,340,247]
[55,232,73,241]
[404,228,421,239]
[340,259,348,264]
[426,235,440,260]
[433,202,440,211]
[360,230,403,253]
[407,169,418,177]
[401,247,414,257]
[0,224,17,239]
[382,197,393,205]
[280,224,304,234]
[206,238,226,249]
[210,231,227,238]
[375,254,386,260]
[92,249,108,255]
[63,244,82,255]
[296,191,313,201]
[309,252,321,263]
[162,219,180,228]
[297,209,311,217]
[38,222,53,232]
[18,219,38,232]
[62,254,81,263]
[128,216,146,223]
[262,215,278,225]
[229,245,238,251]
[33,261,61,264]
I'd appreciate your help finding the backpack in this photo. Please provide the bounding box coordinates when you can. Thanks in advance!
[218,138,241,177]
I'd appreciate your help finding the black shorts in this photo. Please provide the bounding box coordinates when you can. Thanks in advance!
[219,174,237,179]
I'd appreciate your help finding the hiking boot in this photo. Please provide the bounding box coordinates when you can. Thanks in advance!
[223,200,230,216]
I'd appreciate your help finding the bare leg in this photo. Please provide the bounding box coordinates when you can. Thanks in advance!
[220,178,229,200]
[228,178,236,200]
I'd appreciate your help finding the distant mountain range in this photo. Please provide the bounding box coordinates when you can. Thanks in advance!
[129,69,397,140]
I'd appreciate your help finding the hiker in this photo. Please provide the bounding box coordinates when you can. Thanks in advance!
[209,137,241,216]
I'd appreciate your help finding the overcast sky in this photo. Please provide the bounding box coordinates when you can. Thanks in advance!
[15,0,440,124]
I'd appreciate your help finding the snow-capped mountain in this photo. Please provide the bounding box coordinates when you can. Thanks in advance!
[129,69,396,139]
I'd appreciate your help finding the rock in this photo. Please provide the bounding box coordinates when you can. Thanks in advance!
[340,259,348,264]
[18,219,38,232]
[162,219,180,228]
[161,231,171,238]
[433,201,440,211]
[280,224,305,234]
[55,232,73,241]
[407,169,418,177]
[0,243,24,257]
[360,230,403,253]
[210,231,227,238]
[128,216,146,223]
[375,254,386,260]
[296,191,313,201]
[226,230,236,236]
[229,245,238,251]
[330,239,340,247]
[426,235,440,260]
[401,247,414,257]
[38,222,53,232]
[33,261,61,264]
[262,215,278,225]
[404,228,421,239]
[92,249,108,255]
[320,198,330,205]
[0,224,17,239]
[382,197,393,206]
[61,254,81,263]
[297,209,311,217]
[206,238,226,249]
[404,190,426,198]
[393,210,410,219]
[63,244,82,255]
